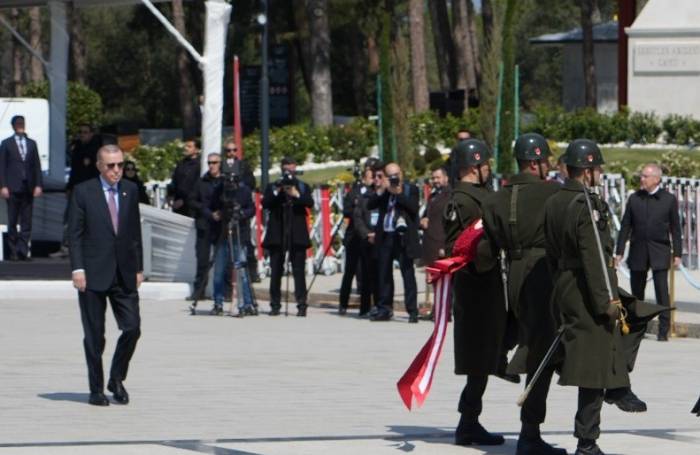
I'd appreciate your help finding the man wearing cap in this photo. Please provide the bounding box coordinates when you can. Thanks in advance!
[262,157,313,316]
[481,133,565,455]
[443,139,511,447]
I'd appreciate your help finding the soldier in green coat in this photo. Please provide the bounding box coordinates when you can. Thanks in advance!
[481,133,566,455]
[544,139,630,455]
[443,139,511,447]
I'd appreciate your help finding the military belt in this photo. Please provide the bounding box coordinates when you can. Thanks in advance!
[558,257,583,270]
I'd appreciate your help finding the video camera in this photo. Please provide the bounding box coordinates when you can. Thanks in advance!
[275,169,303,188]
[219,159,243,223]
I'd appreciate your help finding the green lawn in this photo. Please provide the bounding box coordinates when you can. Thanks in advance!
[602,147,700,170]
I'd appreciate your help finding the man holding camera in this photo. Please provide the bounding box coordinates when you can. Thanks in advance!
[367,162,420,322]
[262,157,313,317]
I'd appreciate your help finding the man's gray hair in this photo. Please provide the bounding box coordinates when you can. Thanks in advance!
[644,163,663,177]
[97,144,123,161]
[208,152,221,159]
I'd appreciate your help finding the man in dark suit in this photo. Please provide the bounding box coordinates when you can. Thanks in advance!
[367,162,421,322]
[67,124,103,192]
[0,115,43,261]
[262,157,313,316]
[616,163,682,342]
[168,138,201,217]
[68,144,143,407]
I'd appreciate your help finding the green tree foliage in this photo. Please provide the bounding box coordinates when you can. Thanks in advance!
[21,81,102,135]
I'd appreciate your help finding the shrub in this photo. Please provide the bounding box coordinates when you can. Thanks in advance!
[662,115,700,145]
[128,140,183,182]
[22,81,103,136]
[628,111,661,144]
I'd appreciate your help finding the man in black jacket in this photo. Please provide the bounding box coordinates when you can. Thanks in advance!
[67,124,103,192]
[616,163,682,342]
[68,144,142,406]
[168,138,201,217]
[367,162,421,322]
[0,115,43,261]
[262,157,313,316]
[187,153,223,301]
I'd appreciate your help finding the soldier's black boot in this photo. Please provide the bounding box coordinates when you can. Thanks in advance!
[516,424,567,455]
[692,394,700,416]
[575,439,604,455]
[604,387,647,413]
[455,415,504,446]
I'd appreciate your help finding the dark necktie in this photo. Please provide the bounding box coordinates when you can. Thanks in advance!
[108,187,119,234]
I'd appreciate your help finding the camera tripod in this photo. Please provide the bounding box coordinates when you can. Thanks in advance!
[189,215,259,317]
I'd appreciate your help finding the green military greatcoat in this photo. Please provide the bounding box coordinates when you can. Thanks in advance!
[481,173,561,373]
[544,179,630,389]
[444,182,509,375]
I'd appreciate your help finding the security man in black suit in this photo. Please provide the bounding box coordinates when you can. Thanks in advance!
[68,144,143,407]
[168,138,201,217]
[616,163,682,342]
[367,162,421,323]
[262,157,314,317]
[0,115,43,261]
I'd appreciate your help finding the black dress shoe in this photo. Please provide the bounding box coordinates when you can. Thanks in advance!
[88,392,110,406]
[575,440,604,455]
[604,387,647,412]
[269,307,281,316]
[657,333,669,342]
[210,305,223,316]
[370,311,393,321]
[297,306,307,317]
[692,395,700,416]
[338,306,347,315]
[408,313,419,323]
[517,436,568,455]
[496,372,521,384]
[455,421,505,446]
[107,379,129,404]
[8,254,19,261]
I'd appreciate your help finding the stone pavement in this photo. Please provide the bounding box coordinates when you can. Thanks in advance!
[0,297,699,454]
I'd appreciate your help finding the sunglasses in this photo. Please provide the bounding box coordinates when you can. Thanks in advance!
[105,162,125,170]
[225,148,237,153]
[125,167,136,172]
[208,161,221,165]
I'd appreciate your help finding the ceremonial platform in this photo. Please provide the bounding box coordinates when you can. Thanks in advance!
[0,293,698,454]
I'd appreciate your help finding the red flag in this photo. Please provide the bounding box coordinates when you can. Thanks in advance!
[397,219,485,410]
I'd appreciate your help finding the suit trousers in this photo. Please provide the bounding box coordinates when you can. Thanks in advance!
[268,246,307,309]
[6,189,33,257]
[457,375,489,423]
[574,388,604,441]
[357,240,378,314]
[376,233,417,315]
[193,227,211,298]
[78,270,141,393]
[339,237,362,309]
[631,269,670,336]
[521,366,556,425]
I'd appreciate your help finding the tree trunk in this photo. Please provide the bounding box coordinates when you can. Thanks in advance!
[307,0,333,126]
[481,0,494,46]
[580,0,597,109]
[172,0,196,136]
[468,0,481,87]
[427,0,456,90]
[11,8,23,95]
[350,30,368,116]
[292,0,312,103]
[452,0,477,94]
[408,0,429,112]
[68,3,87,84]
[28,7,43,82]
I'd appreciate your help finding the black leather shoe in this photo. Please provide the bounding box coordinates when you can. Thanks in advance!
[297,307,307,317]
[210,305,223,316]
[269,307,281,316]
[604,387,647,412]
[107,379,129,404]
[455,422,505,446]
[575,440,604,455]
[657,333,669,342]
[517,436,568,455]
[408,313,419,323]
[368,306,381,317]
[88,392,109,406]
[338,306,347,315]
[370,311,393,321]
[496,372,521,384]
[692,395,700,416]
[8,254,19,261]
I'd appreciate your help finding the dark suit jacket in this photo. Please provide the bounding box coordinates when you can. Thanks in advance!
[342,182,366,246]
[168,156,201,216]
[209,180,255,243]
[616,188,682,271]
[367,183,421,259]
[68,177,143,292]
[67,135,102,191]
[420,187,450,264]
[0,135,43,192]
[261,180,313,249]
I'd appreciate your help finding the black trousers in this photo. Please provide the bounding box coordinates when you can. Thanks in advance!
[193,227,211,298]
[357,240,378,314]
[78,270,141,393]
[457,375,488,423]
[246,238,258,278]
[631,268,670,336]
[574,388,604,441]
[339,237,362,309]
[268,246,307,309]
[521,366,556,426]
[376,233,417,315]
[6,189,33,258]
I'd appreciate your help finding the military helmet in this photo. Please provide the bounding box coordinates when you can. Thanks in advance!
[564,139,604,168]
[513,133,551,161]
[451,139,492,169]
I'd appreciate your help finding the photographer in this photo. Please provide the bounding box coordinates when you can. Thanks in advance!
[209,161,256,316]
[367,162,421,323]
[262,157,314,317]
